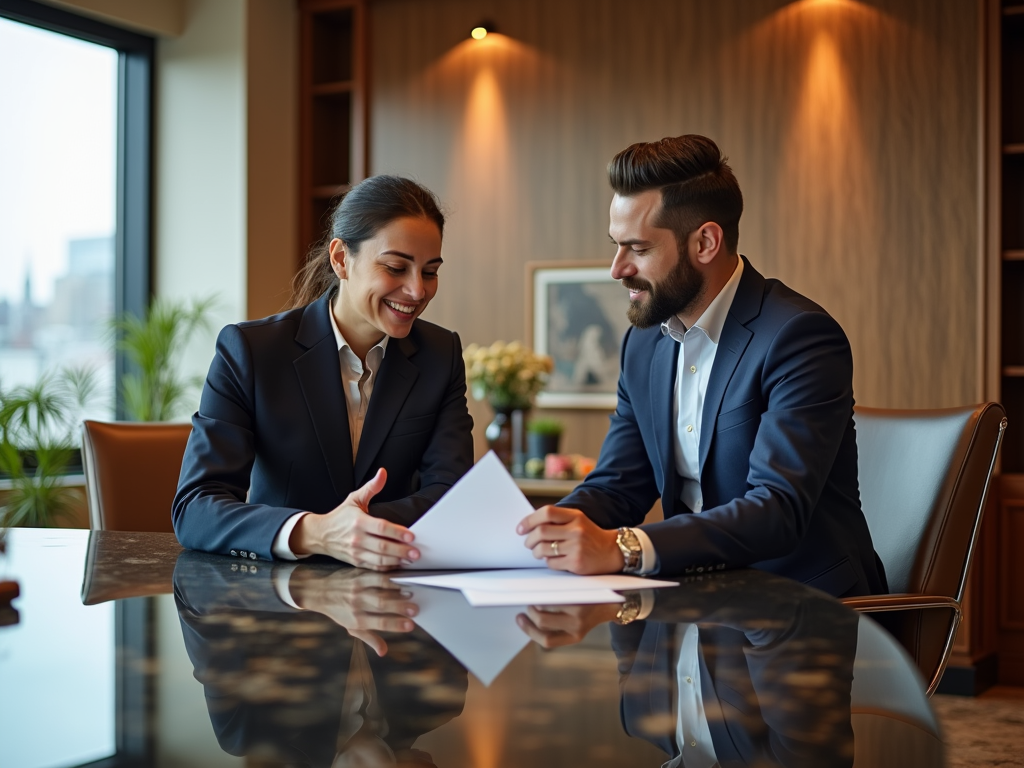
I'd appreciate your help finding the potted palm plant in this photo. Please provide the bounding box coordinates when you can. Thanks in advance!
[113,297,215,421]
[0,367,98,527]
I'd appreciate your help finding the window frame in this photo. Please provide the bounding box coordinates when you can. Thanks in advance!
[0,0,154,420]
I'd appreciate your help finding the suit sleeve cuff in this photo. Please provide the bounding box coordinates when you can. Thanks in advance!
[272,563,302,609]
[272,512,311,561]
[632,527,659,575]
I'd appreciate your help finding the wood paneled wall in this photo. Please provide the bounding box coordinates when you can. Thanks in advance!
[368,0,982,458]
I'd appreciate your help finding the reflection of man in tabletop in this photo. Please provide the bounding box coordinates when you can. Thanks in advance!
[173,552,467,767]
[521,572,858,768]
[519,135,887,599]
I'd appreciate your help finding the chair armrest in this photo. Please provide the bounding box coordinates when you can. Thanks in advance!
[840,593,960,613]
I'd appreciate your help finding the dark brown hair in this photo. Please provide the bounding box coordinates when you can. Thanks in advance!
[287,175,445,309]
[608,135,743,254]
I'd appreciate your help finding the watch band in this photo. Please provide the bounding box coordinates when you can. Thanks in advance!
[616,527,643,574]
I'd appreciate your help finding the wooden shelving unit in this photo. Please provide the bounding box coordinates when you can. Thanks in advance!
[992,0,1024,687]
[298,0,367,266]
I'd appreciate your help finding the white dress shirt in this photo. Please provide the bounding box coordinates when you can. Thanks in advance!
[664,624,721,768]
[634,258,744,574]
[271,302,389,560]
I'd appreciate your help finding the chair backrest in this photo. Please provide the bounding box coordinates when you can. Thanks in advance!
[853,403,1005,599]
[81,420,192,533]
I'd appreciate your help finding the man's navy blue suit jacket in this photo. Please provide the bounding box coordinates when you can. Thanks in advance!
[172,290,474,560]
[561,257,887,597]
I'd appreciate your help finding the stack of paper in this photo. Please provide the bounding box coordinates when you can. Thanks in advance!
[393,569,678,607]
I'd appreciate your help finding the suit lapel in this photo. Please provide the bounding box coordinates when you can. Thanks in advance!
[698,258,763,473]
[293,293,355,499]
[353,334,419,484]
[650,333,680,511]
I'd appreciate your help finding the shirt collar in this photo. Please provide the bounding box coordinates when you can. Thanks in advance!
[328,299,389,360]
[661,256,744,345]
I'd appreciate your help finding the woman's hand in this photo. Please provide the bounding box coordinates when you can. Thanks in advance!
[290,468,421,570]
[287,568,418,656]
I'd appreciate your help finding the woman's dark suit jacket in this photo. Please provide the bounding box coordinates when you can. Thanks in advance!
[172,290,474,560]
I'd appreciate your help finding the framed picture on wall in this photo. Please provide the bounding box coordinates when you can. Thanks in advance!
[526,261,630,408]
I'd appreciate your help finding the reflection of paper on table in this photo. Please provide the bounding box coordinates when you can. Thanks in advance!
[406,451,542,570]
[406,584,529,686]
[462,588,625,607]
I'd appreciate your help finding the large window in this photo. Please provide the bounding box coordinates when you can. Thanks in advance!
[0,0,152,420]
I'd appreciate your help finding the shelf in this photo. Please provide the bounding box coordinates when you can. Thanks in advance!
[1004,366,1024,377]
[312,80,353,96]
[1005,5,1024,17]
[1006,144,1024,155]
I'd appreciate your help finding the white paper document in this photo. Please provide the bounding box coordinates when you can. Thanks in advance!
[405,584,529,686]
[393,569,679,593]
[406,451,542,570]
[461,588,625,607]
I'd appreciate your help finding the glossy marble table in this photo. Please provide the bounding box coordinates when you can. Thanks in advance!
[0,528,945,768]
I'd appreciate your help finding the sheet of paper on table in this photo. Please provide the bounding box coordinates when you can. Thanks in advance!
[393,569,679,592]
[393,569,678,607]
[405,450,543,570]
[461,588,625,607]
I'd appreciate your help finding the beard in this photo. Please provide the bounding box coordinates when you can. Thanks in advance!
[622,245,706,329]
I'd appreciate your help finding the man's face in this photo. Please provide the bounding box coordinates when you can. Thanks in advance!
[609,190,705,328]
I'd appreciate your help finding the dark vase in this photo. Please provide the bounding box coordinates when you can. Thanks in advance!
[527,432,561,462]
[486,405,529,476]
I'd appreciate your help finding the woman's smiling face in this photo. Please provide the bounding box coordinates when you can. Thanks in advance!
[330,215,443,352]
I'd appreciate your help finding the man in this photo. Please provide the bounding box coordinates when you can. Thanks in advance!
[518,135,887,598]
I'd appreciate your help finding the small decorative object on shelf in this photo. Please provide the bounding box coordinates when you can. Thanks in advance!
[543,453,597,481]
[464,341,553,474]
[526,417,563,463]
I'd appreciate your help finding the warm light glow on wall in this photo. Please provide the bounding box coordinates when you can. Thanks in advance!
[751,0,884,302]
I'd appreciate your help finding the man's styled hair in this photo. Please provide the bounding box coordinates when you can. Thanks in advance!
[608,135,743,254]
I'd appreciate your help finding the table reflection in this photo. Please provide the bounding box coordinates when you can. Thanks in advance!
[173,551,468,767]
[0,530,947,768]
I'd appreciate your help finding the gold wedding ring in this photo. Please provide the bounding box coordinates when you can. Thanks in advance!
[550,541,559,556]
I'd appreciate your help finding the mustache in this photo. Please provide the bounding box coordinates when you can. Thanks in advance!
[621,277,653,293]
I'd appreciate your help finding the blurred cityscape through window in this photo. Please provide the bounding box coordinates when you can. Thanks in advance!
[0,16,117,420]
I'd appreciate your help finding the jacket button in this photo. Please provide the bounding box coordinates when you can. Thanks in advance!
[239,550,248,558]
[230,550,237,557]
[249,552,257,560]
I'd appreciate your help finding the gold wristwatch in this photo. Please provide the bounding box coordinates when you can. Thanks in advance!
[615,527,643,574]
[615,592,643,625]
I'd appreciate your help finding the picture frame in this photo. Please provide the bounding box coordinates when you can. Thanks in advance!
[526,260,630,409]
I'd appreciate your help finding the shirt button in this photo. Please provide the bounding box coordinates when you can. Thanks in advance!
[690,365,696,373]
[686,425,693,432]
[685,676,692,684]
[690,741,697,747]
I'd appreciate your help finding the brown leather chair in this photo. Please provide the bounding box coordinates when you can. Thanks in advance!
[843,403,1006,695]
[81,420,192,533]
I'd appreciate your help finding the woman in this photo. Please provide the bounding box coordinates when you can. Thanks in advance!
[173,176,474,569]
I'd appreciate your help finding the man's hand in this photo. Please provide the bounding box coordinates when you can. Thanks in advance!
[516,603,621,649]
[288,568,417,656]
[517,505,624,574]
[290,468,420,570]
